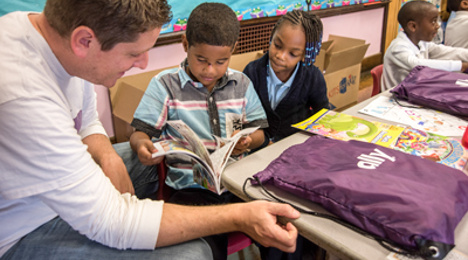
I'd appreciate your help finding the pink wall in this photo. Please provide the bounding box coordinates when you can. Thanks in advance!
[322,8,384,56]
[96,7,385,138]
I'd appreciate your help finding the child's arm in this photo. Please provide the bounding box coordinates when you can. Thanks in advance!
[424,43,468,72]
[232,129,265,155]
[130,130,164,166]
[389,42,468,72]
[462,62,468,73]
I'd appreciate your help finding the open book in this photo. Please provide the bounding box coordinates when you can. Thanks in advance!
[292,109,468,173]
[151,120,259,194]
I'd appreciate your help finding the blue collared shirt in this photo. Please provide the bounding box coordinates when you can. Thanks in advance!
[266,61,300,110]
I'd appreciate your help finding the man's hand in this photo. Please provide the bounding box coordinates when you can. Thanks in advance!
[156,200,300,250]
[238,201,300,252]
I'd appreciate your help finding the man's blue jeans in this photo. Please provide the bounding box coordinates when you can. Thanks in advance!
[1,142,212,260]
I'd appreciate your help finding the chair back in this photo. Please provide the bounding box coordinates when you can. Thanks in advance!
[371,64,383,96]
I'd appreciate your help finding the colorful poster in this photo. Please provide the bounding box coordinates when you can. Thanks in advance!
[162,0,380,34]
[0,1,381,35]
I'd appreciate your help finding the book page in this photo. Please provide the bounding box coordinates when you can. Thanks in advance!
[359,96,468,137]
[163,121,259,194]
[210,126,260,176]
[152,140,215,178]
[207,126,260,194]
[166,120,213,169]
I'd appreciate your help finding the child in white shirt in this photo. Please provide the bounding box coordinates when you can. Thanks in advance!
[382,0,468,91]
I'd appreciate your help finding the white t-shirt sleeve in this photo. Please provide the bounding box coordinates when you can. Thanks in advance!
[0,97,163,250]
[78,81,108,139]
[41,166,163,250]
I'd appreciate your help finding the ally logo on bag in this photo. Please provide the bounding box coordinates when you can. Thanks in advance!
[357,148,396,169]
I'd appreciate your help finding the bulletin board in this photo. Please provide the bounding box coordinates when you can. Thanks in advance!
[0,0,46,17]
[164,0,381,34]
[1,0,382,35]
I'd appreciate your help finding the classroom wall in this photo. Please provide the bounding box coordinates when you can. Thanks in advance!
[98,7,384,137]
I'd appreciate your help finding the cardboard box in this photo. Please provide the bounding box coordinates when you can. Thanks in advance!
[229,50,263,71]
[321,35,369,110]
[314,40,334,73]
[110,50,263,142]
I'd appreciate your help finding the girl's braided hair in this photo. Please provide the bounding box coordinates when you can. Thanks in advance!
[271,10,323,66]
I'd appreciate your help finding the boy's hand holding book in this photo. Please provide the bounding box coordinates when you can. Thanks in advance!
[131,131,165,166]
[231,131,252,156]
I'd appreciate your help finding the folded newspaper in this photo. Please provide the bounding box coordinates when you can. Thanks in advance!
[151,120,259,194]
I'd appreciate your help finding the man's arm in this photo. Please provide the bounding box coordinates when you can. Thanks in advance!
[83,133,135,195]
[157,201,300,253]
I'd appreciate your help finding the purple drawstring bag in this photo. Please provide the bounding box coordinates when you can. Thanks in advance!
[390,65,468,117]
[248,135,468,259]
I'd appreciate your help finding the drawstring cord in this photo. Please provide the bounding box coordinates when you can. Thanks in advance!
[242,176,433,259]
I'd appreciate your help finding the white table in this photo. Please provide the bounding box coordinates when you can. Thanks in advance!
[222,91,468,260]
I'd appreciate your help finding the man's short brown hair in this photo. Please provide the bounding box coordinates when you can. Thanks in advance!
[44,0,172,51]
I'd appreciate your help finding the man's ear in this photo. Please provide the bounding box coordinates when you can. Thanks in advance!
[70,26,95,58]
[181,34,189,52]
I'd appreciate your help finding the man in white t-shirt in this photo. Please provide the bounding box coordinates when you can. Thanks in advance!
[0,0,300,259]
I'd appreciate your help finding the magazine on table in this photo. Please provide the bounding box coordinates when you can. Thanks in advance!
[292,109,468,173]
[151,120,259,194]
[292,108,405,148]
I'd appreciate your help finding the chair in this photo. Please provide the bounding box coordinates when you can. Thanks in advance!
[370,64,383,96]
[155,161,252,256]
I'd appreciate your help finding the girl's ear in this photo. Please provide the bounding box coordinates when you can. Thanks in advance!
[70,26,95,58]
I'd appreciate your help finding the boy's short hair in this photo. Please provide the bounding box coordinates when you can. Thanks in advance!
[398,0,435,30]
[446,0,462,12]
[185,3,240,48]
[44,0,172,51]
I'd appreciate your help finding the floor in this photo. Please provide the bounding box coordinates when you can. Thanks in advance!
[227,70,376,260]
